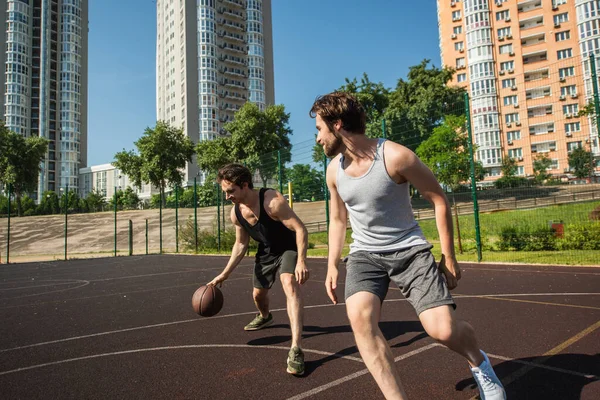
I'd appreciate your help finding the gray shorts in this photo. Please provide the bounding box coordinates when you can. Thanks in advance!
[253,250,297,289]
[344,244,455,316]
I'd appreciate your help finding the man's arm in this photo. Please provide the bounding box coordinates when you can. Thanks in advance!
[207,207,250,286]
[265,190,310,284]
[325,155,348,304]
[386,142,461,289]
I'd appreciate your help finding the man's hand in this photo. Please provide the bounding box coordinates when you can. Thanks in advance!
[438,254,461,290]
[295,261,309,285]
[207,273,228,287]
[325,268,339,304]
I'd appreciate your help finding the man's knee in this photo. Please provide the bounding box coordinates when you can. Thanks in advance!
[346,292,380,335]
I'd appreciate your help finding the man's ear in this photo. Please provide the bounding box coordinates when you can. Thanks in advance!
[333,119,343,133]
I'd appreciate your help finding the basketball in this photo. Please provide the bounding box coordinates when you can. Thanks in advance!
[192,285,224,317]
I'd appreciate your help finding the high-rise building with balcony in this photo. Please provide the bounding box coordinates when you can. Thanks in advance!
[156,0,275,184]
[437,0,599,183]
[0,0,89,200]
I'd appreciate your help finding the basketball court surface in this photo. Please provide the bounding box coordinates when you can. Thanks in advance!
[1,255,598,399]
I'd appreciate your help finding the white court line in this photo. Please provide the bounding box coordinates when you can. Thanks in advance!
[0,276,253,311]
[0,280,90,299]
[0,302,343,353]
[486,352,598,380]
[0,280,86,291]
[0,344,363,376]
[286,344,440,400]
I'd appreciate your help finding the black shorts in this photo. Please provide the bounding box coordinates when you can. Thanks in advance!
[253,250,297,289]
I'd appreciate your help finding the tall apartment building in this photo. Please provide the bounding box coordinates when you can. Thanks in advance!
[0,0,88,200]
[156,0,275,184]
[438,0,599,182]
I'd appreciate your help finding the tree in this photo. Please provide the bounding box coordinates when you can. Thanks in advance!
[386,60,465,150]
[85,190,107,213]
[494,157,529,188]
[0,122,49,216]
[285,164,326,201]
[533,154,553,184]
[121,187,141,210]
[568,146,594,179]
[196,103,293,187]
[416,115,484,191]
[113,121,195,206]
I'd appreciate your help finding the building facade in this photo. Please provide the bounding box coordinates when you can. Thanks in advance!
[156,0,275,185]
[438,0,600,182]
[79,163,157,203]
[0,0,88,199]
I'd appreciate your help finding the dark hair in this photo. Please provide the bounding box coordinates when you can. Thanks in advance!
[217,163,254,189]
[309,92,366,134]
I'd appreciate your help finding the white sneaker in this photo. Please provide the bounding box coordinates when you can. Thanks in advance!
[470,350,507,400]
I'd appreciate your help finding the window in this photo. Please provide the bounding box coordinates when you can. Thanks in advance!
[497,27,511,38]
[505,113,520,123]
[567,141,582,152]
[453,26,463,34]
[500,61,514,71]
[507,130,521,141]
[452,10,462,21]
[554,13,569,24]
[456,57,466,68]
[565,122,581,133]
[559,66,575,78]
[508,148,523,158]
[555,31,570,41]
[457,73,467,82]
[563,104,579,115]
[499,44,513,54]
[502,78,516,88]
[455,41,464,51]
[553,0,567,6]
[496,10,509,21]
[503,95,518,106]
[560,85,577,96]
[557,48,573,59]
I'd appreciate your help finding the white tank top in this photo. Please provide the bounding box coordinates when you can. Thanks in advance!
[336,139,428,253]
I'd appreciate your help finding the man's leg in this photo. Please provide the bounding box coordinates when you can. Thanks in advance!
[252,287,270,318]
[280,273,303,348]
[346,291,408,400]
[419,305,482,366]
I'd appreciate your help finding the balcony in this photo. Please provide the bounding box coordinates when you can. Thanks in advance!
[524,67,549,82]
[527,104,553,118]
[519,15,544,30]
[521,32,545,47]
[525,85,551,100]
[529,123,555,135]
[522,50,547,65]
[517,0,542,13]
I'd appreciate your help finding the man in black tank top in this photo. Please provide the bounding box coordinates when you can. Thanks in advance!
[207,163,309,376]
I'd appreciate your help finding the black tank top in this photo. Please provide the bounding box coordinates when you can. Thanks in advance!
[235,188,297,263]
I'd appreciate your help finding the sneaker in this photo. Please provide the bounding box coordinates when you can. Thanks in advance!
[287,346,305,376]
[244,313,273,331]
[470,350,506,400]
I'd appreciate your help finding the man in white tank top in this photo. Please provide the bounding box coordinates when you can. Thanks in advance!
[310,92,505,400]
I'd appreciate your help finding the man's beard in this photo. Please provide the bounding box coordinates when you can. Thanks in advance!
[324,135,342,157]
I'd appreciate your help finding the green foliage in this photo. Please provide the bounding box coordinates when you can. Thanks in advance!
[416,115,484,190]
[0,121,49,215]
[109,187,140,210]
[494,176,530,189]
[556,222,600,250]
[497,224,556,251]
[113,121,195,206]
[533,154,552,183]
[568,146,594,179]
[196,103,293,187]
[37,191,61,215]
[85,190,107,213]
[178,217,258,253]
[285,164,325,201]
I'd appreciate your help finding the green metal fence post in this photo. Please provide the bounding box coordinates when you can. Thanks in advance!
[6,183,11,264]
[114,186,117,257]
[589,54,600,183]
[159,188,163,254]
[64,184,68,260]
[175,184,179,253]
[464,92,482,262]
[278,150,283,193]
[129,219,133,256]
[323,155,330,230]
[194,176,198,253]
[145,219,148,255]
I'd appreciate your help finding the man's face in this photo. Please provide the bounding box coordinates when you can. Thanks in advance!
[221,180,245,204]
[315,114,343,157]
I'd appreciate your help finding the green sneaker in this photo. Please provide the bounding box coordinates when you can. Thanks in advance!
[244,313,273,331]
[287,346,305,376]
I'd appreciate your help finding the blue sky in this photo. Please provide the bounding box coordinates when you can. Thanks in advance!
[87,0,441,166]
